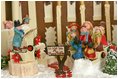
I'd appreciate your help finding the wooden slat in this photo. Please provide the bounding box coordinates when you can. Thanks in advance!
[85,1,93,22]
[109,1,117,25]
[21,1,29,19]
[36,1,45,42]
[76,1,81,25]
[61,1,67,44]
[5,1,12,20]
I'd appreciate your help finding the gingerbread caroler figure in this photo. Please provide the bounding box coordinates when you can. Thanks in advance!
[92,21,108,50]
[67,23,84,59]
[92,26,102,48]
[68,23,80,39]
[80,21,93,43]
[66,23,80,44]
[99,21,108,46]
[80,21,96,60]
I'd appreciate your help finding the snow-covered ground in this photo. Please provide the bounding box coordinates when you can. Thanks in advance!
[72,59,117,78]
[1,59,117,78]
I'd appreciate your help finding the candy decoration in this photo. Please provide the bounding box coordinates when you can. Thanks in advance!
[48,62,72,78]
[34,35,41,45]
[12,53,22,63]
[36,49,40,59]
[48,62,58,70]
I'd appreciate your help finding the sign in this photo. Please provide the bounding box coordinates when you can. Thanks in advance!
[47,46,65,56]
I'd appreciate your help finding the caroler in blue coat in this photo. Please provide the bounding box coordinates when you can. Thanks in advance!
[13,20,24,50]
[70,36,84,59]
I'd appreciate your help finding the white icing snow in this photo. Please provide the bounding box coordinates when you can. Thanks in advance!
[1,59,117,78]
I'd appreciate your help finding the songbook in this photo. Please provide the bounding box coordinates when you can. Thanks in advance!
[21,24,37,37]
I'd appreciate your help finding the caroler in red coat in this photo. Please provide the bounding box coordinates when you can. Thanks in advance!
[80,21,93,44]
[99,26,108,46]
[99,21,108,46]
[80,26,92,43]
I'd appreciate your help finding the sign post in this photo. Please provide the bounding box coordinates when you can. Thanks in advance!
[47,45,69,74]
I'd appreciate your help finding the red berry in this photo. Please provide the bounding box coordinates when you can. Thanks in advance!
[27,45,33,51]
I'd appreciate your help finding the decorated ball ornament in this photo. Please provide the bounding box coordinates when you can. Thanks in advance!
[49,62,72,78]
[27,45,33,51]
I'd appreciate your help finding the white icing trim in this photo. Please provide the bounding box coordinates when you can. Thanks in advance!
[44,2,53,23]
[93,16,101,21]
[1,1,6,29]
[105,2,111,41]
[67,1,76,22]
[12,1,20,21]
[93,1,102,20]
[80,2,86,25]
[56,5,62,44]
[28,1,37,37]
[112,25,117,44]
[114,1,117,20]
